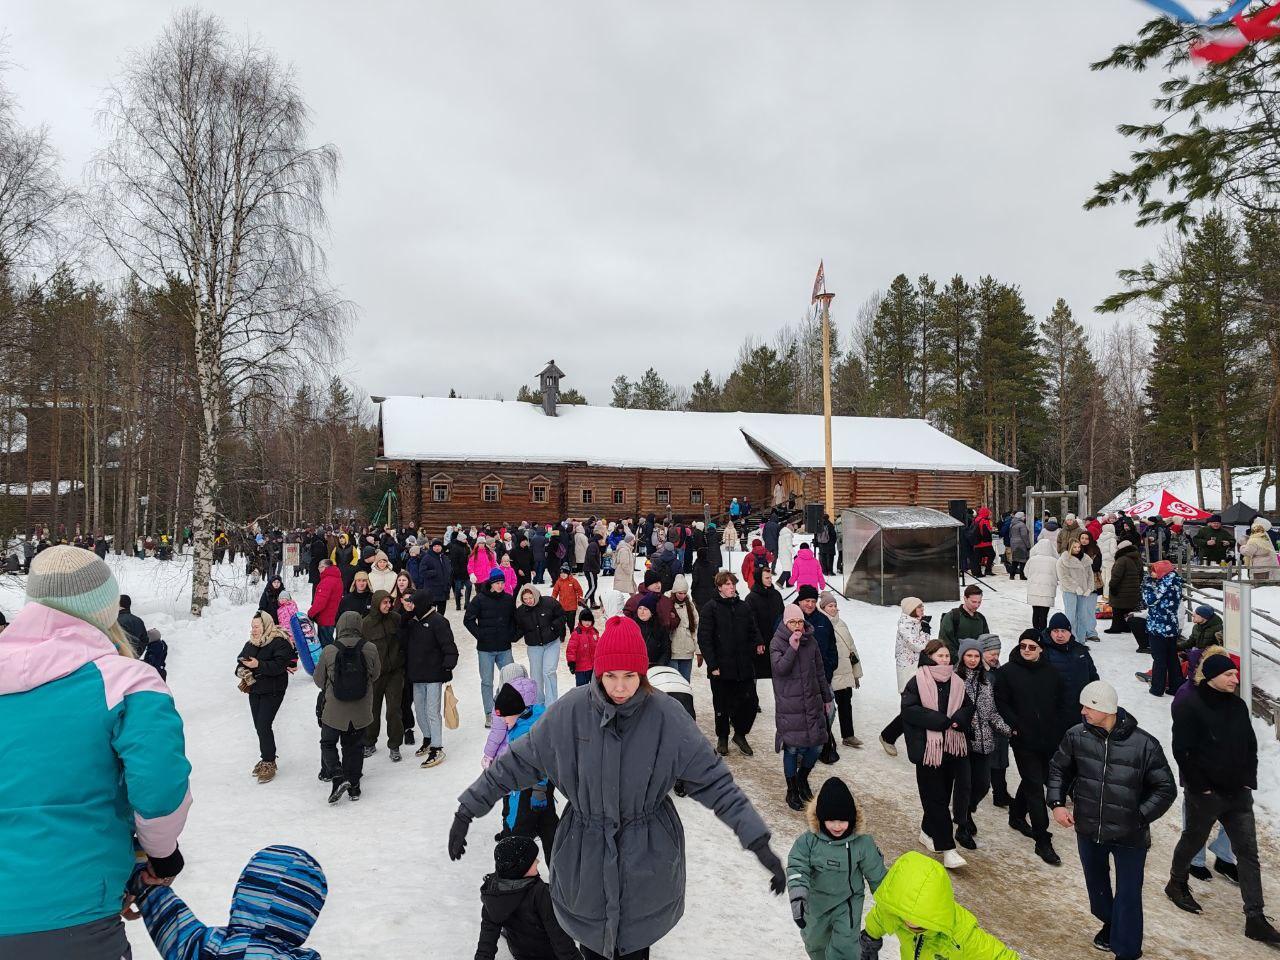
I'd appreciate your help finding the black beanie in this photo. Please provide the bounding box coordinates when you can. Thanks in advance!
[1200,653,1235,682]
[494,683,527,718]
[494,835,539,880]
[796,584,820,602]
[815,778,857,835]
[643,570,662,588]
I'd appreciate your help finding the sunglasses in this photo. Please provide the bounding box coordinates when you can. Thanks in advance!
[1018,642,1040,651]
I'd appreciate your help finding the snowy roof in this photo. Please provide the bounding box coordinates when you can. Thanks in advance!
[844,506,963,529]
[1099,467,1277,515]
[378,396,1014,474]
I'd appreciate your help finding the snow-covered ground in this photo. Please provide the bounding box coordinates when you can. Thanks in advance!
[1,551,1277,960]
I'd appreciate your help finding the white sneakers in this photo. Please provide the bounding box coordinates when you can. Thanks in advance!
[920,830,967,869]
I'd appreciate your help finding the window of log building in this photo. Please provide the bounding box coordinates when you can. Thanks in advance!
[531,485,548,503]
[580,489,593,505]
[656,488,670,506]
[432,483,450,502]
[612,489,625,505]
[690,488,703,505]
[483,483,500,503]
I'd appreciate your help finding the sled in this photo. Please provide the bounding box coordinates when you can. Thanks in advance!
[289,612,322,675]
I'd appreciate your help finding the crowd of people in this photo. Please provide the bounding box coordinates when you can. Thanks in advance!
[1,497,1278,960]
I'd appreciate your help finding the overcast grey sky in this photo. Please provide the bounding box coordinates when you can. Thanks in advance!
[6,1,1170,403]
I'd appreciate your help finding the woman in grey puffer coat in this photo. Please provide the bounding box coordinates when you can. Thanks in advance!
[771,602,833,812]
[449,616,784,959]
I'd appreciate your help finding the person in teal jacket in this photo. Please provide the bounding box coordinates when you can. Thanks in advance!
[0,546,192,959]
[860,851,1019,960]
[788,777,886,959]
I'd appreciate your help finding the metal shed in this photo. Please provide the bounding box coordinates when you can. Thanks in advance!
[841,506,963,606]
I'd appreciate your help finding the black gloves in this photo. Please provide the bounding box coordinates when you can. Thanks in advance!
[448,811,471,861]
[567,660,576,673]
[749,838,786,895]
[859,931,883,960]
[790,891,807,928]
[148,846,184,881]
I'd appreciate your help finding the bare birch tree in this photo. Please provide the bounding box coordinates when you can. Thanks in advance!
[90,10,347,613]
[0,55,67,272]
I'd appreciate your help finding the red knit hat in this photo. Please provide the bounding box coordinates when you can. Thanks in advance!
[593,616,650,677]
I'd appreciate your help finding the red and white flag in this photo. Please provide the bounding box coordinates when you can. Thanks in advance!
[811,260,826,303]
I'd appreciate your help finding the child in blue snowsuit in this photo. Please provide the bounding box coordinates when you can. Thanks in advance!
[492,682,559,859]
[129,845,326,959]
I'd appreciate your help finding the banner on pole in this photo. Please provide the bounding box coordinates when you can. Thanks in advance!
[283,543,300,570]
[1221,580,1253,701]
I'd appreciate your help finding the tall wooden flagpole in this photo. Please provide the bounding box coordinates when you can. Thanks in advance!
[817,290,836,520]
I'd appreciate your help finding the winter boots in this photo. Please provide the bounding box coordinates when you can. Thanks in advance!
[731,734,754,757]
[1008,814,1034,838]
[328,780,349,804]
[796,765,815,803]
[390,748,402,763]
[841,735,863,748]
[1214,857,1240,883]
[1164,880,1203,914]
[785,776,804,812]
[255,761,276,784]
[403,729,415,745]
[362,744,377,759]
[1034,836,1061,866]
[1245,914,1280,944]
[1092,922,1110,952]
[1188,864,1213,881]
[716,737,729,756]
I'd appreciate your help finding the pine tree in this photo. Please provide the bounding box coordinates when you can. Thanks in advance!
[686,370,723,412]
[831,348,869,416]
[1039,298,1097,490]
[866,274,918,417]
[630,368,676,410]
[721,342,797,413]
[610,375,634,409]
[933,275,977,439]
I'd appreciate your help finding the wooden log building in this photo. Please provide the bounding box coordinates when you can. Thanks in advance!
[375,363,1015,529]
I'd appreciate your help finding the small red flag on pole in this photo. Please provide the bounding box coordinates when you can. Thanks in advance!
[811,260,825,304]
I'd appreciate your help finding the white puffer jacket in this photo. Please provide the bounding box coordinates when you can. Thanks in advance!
[1024,538,1059,608]
[1057,549,1095,597]
[1098,524,1117,594]
[894,614,927,690]
[777,525,795,574]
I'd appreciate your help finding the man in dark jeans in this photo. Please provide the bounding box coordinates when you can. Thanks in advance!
[1048,680,1176,960]
[1166,654,1280,945]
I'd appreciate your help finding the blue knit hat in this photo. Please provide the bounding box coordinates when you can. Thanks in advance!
[488,567,506,584]
[1048,612,1072,633]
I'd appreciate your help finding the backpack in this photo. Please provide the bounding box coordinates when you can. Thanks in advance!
[332,639,369,701]
[816,525,830,545]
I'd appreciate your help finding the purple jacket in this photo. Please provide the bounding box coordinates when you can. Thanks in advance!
[769,620,832,752]
[482,676,538,766]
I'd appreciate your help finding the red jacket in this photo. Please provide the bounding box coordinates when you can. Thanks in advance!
[308,565,343,627]
[566,625,599,673]
[973,508,993,549]
[1086,518,1102,541]
[741,543,773,588]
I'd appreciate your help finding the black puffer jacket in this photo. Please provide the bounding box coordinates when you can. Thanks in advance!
[994,647,1066,754]
[515,594,567,647]
[475,872,581,960]
[696,593,762,682]
[1047,709,1176,847]
[1108,541,1143,609]
[900,670,975,767]
[744,580,784,679]
[403,601,459,684]
[448,538,471,579]
[464,586,517,652]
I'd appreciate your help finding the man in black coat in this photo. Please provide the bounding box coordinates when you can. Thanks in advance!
[995,629,1066,866]
[415,540,453,614]
[510,537,536,589]
[744,568,784,680]
[1048,681,1176,960]
[697,572,764,757]
[448,534,472,610]
[763,515,780,567]
[1041,612,1100,742]
[402,591,458,767]
[529,528,548,584]
[117,595,148,658]
[1165,654,1279,945]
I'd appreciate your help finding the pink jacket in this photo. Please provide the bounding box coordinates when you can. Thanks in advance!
[502,566,517,594]
[790,549,826,590]
[481,676,537,768]
[275,598,300,633]
[467,546,497,582]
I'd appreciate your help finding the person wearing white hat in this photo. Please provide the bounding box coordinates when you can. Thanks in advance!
[1047,680,1176,960]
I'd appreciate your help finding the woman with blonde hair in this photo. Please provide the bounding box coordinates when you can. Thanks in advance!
[1240,520,1279,582]
[236,610,297,783]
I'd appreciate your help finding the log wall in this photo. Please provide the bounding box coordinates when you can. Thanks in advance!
[383,458,987,530]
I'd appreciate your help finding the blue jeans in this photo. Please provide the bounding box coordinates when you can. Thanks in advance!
[1186,796,1236,868]
[412,682,443,749]
[1077,836,1147,960]
[672,658,693,682]
[783,745,822,778]
[477,649,514,717]
[526,641,561,706]
[1063,592,1096,639]
[575,669,594,687]
[534,559,546,583]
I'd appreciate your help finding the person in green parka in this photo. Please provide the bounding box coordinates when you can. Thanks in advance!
[859,851,1020,960]
[788,777,886,960]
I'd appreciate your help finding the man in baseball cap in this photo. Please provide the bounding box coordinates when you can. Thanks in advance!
[1047,680,1176,960]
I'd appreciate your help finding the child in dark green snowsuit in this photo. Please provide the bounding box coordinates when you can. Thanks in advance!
[787,777,887,960]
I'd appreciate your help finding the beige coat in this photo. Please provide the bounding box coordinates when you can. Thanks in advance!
[1056,550,1095,597]
[1242,531,1279,581]
[612,541,636,593]
[668,596,700,660]
[829,614,863,692]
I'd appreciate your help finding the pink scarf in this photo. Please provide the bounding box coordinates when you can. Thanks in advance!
[916,663,968,767]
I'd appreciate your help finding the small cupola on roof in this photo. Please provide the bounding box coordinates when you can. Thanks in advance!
[538,360,565,417]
